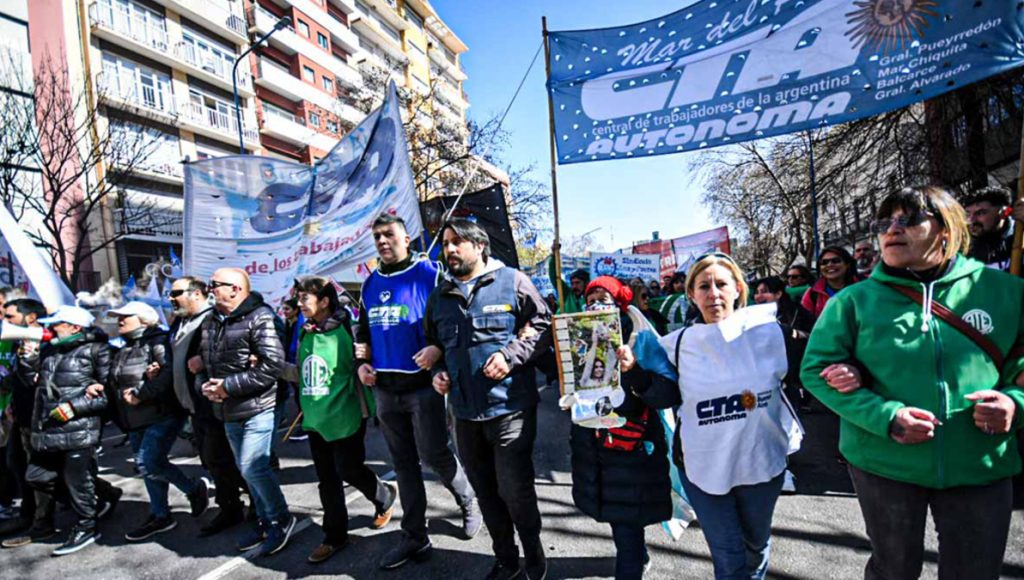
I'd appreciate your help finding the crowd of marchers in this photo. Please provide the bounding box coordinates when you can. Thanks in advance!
[0,184,1022,580]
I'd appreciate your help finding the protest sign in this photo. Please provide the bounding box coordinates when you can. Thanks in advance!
[547,0,1024,163]
[635,227,731,279]
[590,253,660,281]
[553,309,627,428]
[184,83,421,305]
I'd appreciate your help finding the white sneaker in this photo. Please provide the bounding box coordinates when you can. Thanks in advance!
[782,469,797,493]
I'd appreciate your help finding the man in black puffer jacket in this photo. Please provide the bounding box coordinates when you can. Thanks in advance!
[24,306,112,557]
[190,268,292,557]
[107,301,209,543]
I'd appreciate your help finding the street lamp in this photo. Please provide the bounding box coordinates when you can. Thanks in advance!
[232,15,292,154]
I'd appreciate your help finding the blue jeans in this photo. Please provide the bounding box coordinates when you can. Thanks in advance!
[223,409,289,524]
[129,416,199,519]
[679,469,784,580]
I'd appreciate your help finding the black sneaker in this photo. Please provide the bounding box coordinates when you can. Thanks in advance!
[485,560,523,580]
[379,535,432,570]
[524,544,547,580]
[188,478,210,518]
[52,526,99,557]
[125,516,177,542]
[199,507,244,537]
[97,486,123,520]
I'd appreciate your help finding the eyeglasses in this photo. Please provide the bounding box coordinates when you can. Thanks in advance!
[168,289,186,298]
[786,274,805,280]
[870,212,932,234]
[819,257,843,267]
[208,280,234,290]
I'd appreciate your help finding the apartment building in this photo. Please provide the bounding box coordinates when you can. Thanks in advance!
[76,0,261,279]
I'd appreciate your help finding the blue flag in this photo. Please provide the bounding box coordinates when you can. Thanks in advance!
[122,275,137,301]
[547,0,1024,164]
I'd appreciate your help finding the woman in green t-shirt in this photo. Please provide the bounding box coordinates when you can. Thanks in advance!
[293,277,397,564]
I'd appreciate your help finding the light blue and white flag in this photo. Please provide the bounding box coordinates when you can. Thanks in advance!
[184,82,421,306]
[0,203,75,312]
[547,0,1024,163]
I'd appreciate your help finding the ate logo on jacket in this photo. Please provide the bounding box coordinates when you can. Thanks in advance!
[301,355,331,396]
[696,389,772,426]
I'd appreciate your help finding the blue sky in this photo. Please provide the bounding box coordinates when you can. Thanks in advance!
[431,0,713,253]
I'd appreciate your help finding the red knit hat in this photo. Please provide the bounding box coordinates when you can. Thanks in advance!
[585,276,633,312]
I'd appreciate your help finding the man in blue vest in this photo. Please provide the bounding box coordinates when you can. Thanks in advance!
[355,213,479,570]
[426,218,552,580]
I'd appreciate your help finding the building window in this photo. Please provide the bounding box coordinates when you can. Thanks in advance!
[322,77,334,93]
[379,20,401,43]
[405,7,424,29]
[303,66,316,82]
[309,112,321,127]
[298,20,310,37]
[408,40,426,58]
[317,32,329,50]
[327,120,338,133]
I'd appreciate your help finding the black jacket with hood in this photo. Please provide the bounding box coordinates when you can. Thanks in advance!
[199,292,285,423]
[28,328,112,452]
[110,326,178,432]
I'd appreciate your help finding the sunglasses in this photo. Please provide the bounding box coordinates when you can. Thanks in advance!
[786,274,805,280]
[819,257,844,267]
[168,289,186,298]
[208,280,235,290]
[870,212,932,234]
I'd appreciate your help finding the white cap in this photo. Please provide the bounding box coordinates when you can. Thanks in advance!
[38,305,95,328]
[107,301,160,323]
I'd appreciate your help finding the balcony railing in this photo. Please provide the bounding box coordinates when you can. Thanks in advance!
[96,72,176,116]
[175,41,251,90]
[89,1,170,54]
[164,0,246,37]
[114,206,184,239]
[179,100,259,144]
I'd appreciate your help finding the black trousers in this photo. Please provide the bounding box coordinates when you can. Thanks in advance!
[455,407,542,566]
[26,447,99,530]
[375,386,475,542]
[308,423,389,546]
[192,415,248,512]
[5,427,34,521]
[849,465,1012,580]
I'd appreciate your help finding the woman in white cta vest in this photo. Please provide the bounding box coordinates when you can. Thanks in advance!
[657,253,807,580]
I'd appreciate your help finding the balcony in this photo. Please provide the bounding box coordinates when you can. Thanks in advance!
[91,2,252,96]
[90,2,171,59]
[351,13,406,63]
[428,46,466,82]
[114,206,184,240]
[178,100,259,147]
[256,59,337,113]
[260,108,339,151]
[96,73,177,122]
[287,0,361,54]
[149,0,247,44]
[251,6,362,89]
[174,41,254,96]
[112,158,184,184]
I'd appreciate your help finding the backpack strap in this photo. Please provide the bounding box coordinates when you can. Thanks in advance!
[882,281,1005,372]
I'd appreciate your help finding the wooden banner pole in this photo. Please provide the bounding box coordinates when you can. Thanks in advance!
[542,16,566,312]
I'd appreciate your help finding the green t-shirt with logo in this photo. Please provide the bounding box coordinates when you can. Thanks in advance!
[298,323,375,442]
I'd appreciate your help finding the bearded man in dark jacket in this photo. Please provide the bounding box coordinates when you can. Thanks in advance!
[24,306,112,556]
[190,268,293,557]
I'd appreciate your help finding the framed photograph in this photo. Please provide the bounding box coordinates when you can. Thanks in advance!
[554,310,627,427]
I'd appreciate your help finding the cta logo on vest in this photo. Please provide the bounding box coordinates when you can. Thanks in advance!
[696,389,771,426]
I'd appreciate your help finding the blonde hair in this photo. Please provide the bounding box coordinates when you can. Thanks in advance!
[685,254,749,311]
[876,186,970,264]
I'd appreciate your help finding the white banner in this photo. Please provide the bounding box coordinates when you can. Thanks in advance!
[184,83,422,305]
[590,253,660,282]
[0,203,75,312]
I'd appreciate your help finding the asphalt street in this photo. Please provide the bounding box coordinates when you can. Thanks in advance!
[2,384,1023,580]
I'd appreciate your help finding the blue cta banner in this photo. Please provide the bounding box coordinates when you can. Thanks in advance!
[184,82,421,306]
[546,0,1024,164]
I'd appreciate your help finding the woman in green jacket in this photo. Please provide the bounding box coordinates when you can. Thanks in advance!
[801,185,1024,580]
[293,277,396,564]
